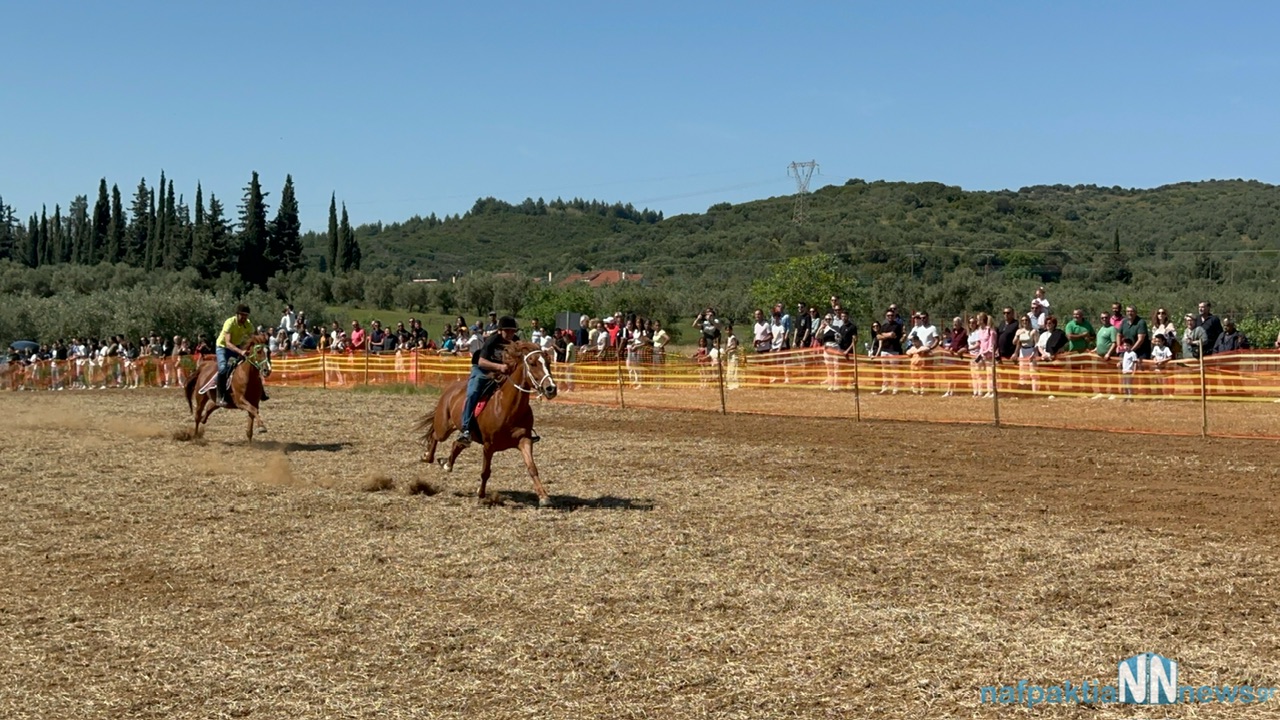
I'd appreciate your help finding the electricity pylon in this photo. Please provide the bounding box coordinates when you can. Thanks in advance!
[788,160,818,225]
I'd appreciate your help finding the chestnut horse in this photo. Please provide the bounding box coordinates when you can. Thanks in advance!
[417,341,558,506]
[184,333,272,441]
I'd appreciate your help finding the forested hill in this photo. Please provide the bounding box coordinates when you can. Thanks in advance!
[302,179,1280,288]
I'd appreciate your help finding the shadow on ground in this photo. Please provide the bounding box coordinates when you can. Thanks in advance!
[450,490,656,511]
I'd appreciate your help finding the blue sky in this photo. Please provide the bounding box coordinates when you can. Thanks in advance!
[3,1,1278,232]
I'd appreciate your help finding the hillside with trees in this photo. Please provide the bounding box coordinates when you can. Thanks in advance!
[5,176,1280,346]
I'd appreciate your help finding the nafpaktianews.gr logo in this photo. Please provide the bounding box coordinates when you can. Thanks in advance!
[980,653,1277,708]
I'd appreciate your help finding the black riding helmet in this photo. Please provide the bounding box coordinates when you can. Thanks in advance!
[498,316,518,330]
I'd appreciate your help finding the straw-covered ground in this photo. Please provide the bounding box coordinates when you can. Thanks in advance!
[2,387,1279,719]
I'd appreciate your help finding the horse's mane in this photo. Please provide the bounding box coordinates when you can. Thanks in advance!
[501,341,540,364]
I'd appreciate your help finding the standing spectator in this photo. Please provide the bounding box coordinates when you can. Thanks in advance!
[1213,318,1248,354]
[1026,300,1046,331]
[1036,316,1068,394]
[905,311,940,394]
[693,307,722,350]
[1181,314,1207,360]
[1150,333,1173,394]
[816,312,840,390]
[1064,309,1094,354]
[1119,306,1150,360]
[1014,315,1039,394]
[576,315,591,348]
[484,312,499,337]
[996,307,1019,363]
[1150,308,1177,356]
[792,303,812,349]
[651,320,669,387]
[769,307,791,383]
[834,308,858,388]
[1119,339,1138,401]
[751,309,772,354]
[1108,303,1125,329]
[941,316,968,397]
[771,304,792,349]
[724,323,741,390]
[1197,301,1223,354]
[876,308,905,394]
[279,304,296,336]
[349,320,367,352]
[1032,286,1051,312]
[970,312,996,398]
[1091,313,1119,398]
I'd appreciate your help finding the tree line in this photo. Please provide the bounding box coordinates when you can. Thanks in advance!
[0,172,363,287]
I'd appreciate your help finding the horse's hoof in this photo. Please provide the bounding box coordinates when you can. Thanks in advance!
[538,496,553,509]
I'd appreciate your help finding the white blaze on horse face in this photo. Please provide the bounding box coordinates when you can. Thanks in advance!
[537,354,556,394]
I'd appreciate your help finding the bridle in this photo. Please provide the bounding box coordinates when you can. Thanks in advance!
[244,343,273,377]
[512,348,556,397]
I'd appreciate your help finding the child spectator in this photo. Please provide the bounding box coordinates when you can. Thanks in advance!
[1120,339,1138,401]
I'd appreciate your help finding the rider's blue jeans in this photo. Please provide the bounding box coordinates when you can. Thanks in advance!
[461,365,497,433]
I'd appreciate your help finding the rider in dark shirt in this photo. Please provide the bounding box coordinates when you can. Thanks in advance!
[458,315,518,445]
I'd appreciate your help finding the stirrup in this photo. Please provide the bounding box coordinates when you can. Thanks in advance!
[456,431,472,447]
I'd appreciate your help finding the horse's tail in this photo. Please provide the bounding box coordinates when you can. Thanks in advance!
[414,397,441,442]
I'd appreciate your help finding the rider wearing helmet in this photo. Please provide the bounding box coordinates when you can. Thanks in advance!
[459,315,518,445]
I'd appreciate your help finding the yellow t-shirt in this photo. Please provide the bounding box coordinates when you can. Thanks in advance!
[217,316,253,349]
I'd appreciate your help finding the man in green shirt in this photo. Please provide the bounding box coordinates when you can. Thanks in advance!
[1064,309,1094,353]
[1094,312,1118,359]
[1092,311,1119,398]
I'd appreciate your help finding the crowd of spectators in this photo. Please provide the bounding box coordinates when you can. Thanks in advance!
[6,333,202,391]
[6,292,1278,396]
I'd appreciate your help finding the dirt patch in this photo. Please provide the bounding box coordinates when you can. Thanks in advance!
[1,387,1278,719]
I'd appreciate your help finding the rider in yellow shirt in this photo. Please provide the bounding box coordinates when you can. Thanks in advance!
[216,303,260,407]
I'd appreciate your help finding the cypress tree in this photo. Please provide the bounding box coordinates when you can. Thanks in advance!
[236,171,271,287]
[190,184,213,278]
[90,180,110,265]
[69,195,90,264]
[50,204,66,264]
[268,174,303,274]
[170,186,191,271]
[24,214,38,267]
[161,179,180,269]
[108,184,125,264]
[207,194,233,277]
[337,203,352,272]
[0,196,15,261]
[37,208,51,267]
[126,178,151,266]
[327,193,339,275]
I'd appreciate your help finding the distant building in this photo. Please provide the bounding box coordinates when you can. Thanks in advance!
[557,269,644,288]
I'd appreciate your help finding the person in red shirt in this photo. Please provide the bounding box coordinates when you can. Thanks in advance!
[349,320,366,351]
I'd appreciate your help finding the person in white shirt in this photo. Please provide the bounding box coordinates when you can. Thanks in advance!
[279,304,296,335]
[1026,300,1046,331]
[905,311,940,394]
[1120,339,1138,401]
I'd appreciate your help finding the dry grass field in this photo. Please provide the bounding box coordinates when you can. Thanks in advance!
[2,387,1280,719]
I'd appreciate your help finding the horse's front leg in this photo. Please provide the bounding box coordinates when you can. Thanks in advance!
[243,405,266,441]
[477,446,494,501]
[518,437,551,508]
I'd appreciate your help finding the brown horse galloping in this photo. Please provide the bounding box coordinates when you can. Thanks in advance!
[417,341,558,506]
[184,333,272,441]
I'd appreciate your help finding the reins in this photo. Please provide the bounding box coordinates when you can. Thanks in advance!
[511,348,553,396]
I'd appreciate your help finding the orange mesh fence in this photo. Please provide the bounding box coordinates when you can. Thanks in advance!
[10,348,1280,439]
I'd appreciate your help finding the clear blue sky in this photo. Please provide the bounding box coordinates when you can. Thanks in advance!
[3,1,1278,233]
